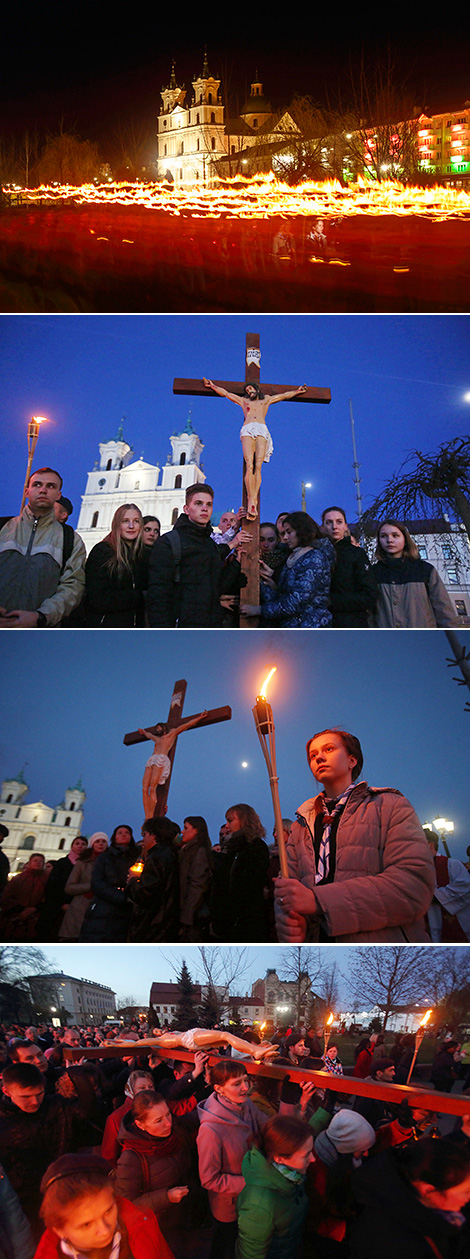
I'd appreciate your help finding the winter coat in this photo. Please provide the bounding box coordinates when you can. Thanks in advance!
[0,868,46,941]
[0,1164,34,1259]
[84,539,148,627]
[178,839,212,939]
[431,1047,460,1092]
[0,505,86,625]
[370,555,457,628]
[101,1096,133,1165]
[80,841,139,942]
[349,1146,470,1259]
[114,1111,196,1245]
[146,514,227,627]
[0,1074,96,1226]
[329,535,377,627]
[285,781,435,942]
[33,1196,175,1259]
[211,831,269,941]
[197,1091,265,1222]
[235,1145,308,1259]
[59,854,96,939]
[127,839,179,942]
[261,540,334,627]
[37,854,79,941]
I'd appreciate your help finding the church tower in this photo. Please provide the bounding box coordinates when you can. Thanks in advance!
[76,415,206,551]
[0,773,86,872]
[157,51,226,185]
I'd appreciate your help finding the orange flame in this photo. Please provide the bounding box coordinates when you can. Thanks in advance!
[419,1009,432,1027]
[32,415,48,424]
[8,177,470,223]
[326,1013,334,1026]
[259,667,277,699]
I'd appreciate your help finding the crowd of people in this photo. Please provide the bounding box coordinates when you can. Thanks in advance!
[0,467,459,628]
[0,1018,468,1259]
[3,719,458,946]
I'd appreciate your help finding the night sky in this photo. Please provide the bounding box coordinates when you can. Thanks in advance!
[1,629,469,860]
[2,7,469,149]
[1,314,469,527]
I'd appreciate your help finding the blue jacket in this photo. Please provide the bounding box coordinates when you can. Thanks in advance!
[261,541,334,627]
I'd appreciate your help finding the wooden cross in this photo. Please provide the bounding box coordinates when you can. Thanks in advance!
[173,331,331,625]
[123,678,231,816]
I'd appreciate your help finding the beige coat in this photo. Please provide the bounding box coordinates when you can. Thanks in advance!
[285,781,435,942]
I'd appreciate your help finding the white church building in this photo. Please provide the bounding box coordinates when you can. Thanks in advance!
[0,771,86,872]
[76,415,206,554]
[156,53,300,186]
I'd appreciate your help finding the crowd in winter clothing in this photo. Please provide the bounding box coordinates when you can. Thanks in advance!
[0,1019,468,1259]
[0,476,458,629]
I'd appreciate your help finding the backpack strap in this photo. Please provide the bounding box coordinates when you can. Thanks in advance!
[166,528,182,583]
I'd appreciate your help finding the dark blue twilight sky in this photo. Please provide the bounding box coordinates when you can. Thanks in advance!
[1,629,469,860]
[1,314,469,528]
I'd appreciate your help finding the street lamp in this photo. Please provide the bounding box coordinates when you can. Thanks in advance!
[20,415,49,513]
[301,481,312,512]
[424,816,454,857]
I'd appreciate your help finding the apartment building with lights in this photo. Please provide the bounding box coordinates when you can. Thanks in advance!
[417,107,470,183]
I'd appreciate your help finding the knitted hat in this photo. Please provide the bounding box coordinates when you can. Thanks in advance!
[90,832,109,846]
[321,1109,376,1153]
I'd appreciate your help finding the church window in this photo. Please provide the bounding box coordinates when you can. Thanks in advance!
[64,816,71,826]
[179,452,186,465]
[59,838,66,850]
[175,475,182,488]
[70,801,75,810]
[208,92,213,104]
[92,511,99,528]
[253,118,258,128]
[171,508,178,524]
[210,112,215,124]
[106,459,112,470]
[6,795,12,803]
[196,113,200,125]
[20,835,35,849]
[211,137,216,150]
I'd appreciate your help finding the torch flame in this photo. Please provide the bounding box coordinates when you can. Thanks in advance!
[420,1009,432,1027]
[9,177,470,223]
[32,416,48,424]
[259,667,277,699]
[326,1013,334,1026]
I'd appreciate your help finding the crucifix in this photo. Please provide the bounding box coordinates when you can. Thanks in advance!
[123,678,231,817]
[173,331,331,625]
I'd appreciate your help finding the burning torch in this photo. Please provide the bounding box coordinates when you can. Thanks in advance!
[20,415,49,513]
[406,1009,432,1085]
[252,667,288,877]
[324,1013,334,1055]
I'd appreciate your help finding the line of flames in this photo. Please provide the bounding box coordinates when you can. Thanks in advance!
[5,175,470,222]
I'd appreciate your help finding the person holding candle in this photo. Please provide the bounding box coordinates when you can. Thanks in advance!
[274,727,435,943]
[80,825,140,942]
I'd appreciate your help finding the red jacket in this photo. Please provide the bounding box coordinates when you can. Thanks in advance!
[34,1196,175,1259]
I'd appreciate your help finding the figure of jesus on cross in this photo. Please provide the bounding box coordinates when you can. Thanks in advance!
[203,377,307,519]
[174,332,330,622]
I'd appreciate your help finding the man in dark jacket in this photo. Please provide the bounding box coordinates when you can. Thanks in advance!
[321,505,376,627]
[127,818,180,941]
[146,483,240,627]
[0,1062,96,1233]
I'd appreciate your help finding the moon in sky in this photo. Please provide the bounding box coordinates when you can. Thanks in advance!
[241,761,248,768]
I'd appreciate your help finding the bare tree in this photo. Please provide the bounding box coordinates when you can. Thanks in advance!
[425,947,470,1028]
[346,946,431,1030]
[362,437,470,546]
[339,46,423,183]
[35,127,101,186]
[277,946,325,1025]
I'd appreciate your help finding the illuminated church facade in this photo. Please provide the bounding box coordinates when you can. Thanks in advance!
[156,54,299,186]
[76,416,206,553]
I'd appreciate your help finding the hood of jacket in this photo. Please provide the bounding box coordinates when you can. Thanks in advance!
[241,1145,301,1196]
[174,513,214,539]
[294,781,402,833]
[197,1091,256,1133]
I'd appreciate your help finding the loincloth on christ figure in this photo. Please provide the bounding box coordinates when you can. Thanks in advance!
[240,422,273,462]
[145,753,171,781]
